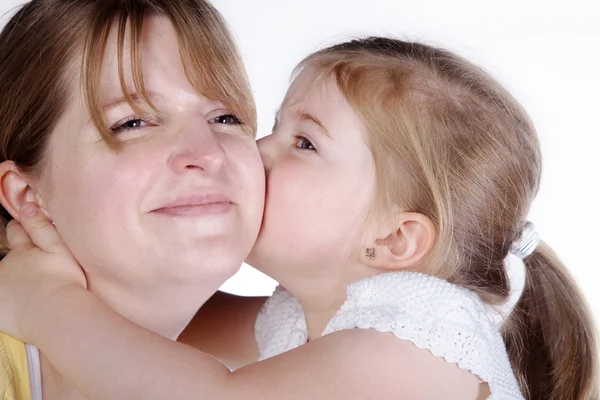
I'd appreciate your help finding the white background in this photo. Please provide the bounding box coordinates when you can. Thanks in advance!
[2,1,599,322]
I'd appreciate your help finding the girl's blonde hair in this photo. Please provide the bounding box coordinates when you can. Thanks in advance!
[298,37,597,400]
[0,0,255,254]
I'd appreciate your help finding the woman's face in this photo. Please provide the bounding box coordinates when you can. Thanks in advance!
[36,16,265,291]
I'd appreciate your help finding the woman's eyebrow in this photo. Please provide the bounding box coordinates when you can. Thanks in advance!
[102,90,163,110]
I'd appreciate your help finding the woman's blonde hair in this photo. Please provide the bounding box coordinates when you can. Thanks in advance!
[0,0,255,254]
[298,37,598,400]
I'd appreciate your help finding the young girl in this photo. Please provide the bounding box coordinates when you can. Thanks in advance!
[1,36,598,399]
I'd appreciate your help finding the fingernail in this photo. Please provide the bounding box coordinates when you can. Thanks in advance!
[21,203,38,217]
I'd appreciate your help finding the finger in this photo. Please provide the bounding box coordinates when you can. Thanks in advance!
[6,219,34,251]
[19,203,68,255]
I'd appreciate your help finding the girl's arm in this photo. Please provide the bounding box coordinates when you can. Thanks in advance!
[33,288,482,399]
[0,208,483,400]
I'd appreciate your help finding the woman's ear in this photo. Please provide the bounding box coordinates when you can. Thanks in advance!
[0,161,43,222]
[362,212,436,271]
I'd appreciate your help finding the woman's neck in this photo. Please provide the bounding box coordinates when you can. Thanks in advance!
[85,271,216,340]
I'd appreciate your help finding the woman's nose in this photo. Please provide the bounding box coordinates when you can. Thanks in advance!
[167,122,226,174]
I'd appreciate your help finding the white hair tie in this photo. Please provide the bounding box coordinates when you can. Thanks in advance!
[509,221,540,259]
[487,222,540,326]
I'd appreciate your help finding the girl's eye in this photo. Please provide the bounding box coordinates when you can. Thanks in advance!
[293,135,316,151]
[110,117,150,134]
[208,114,242,125]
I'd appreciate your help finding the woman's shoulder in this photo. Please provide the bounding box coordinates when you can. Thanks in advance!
[0,331,32,400]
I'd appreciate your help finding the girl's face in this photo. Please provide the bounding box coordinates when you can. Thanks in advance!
[249,72,378,291]
[36,16,265,292]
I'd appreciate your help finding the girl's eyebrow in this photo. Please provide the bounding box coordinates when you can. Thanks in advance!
[296,109,332,139]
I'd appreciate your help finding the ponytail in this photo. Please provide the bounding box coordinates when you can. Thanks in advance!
[503,241,598,399]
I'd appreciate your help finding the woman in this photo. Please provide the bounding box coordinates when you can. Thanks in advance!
[0,0,264,398]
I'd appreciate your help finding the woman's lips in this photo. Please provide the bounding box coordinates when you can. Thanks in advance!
[152,194,233,217]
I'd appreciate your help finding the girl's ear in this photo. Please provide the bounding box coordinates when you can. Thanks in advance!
[0,161,45,222]
[362,212,435,271]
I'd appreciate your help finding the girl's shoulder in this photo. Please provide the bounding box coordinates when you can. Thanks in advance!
[256,272,525,399]
[324,272,523,398]
[255,285,307,361]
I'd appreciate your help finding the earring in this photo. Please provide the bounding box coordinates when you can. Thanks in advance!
[366,248,376,260]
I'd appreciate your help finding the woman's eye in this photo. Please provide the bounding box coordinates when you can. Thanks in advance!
[208,114,242,125]
[293,135,316,151]
[111,118,150,134]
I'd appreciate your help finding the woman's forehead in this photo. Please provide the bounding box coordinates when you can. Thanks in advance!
[97,16,181,90]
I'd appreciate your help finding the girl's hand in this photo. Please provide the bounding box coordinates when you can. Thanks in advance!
[0,203,86,341]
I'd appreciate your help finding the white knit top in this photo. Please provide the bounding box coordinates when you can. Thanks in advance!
[255,271,524,399]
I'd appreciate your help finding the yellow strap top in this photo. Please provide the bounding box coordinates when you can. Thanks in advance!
[0,332,31,400]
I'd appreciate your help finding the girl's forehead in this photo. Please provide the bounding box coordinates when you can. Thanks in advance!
[282,73,339,111]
